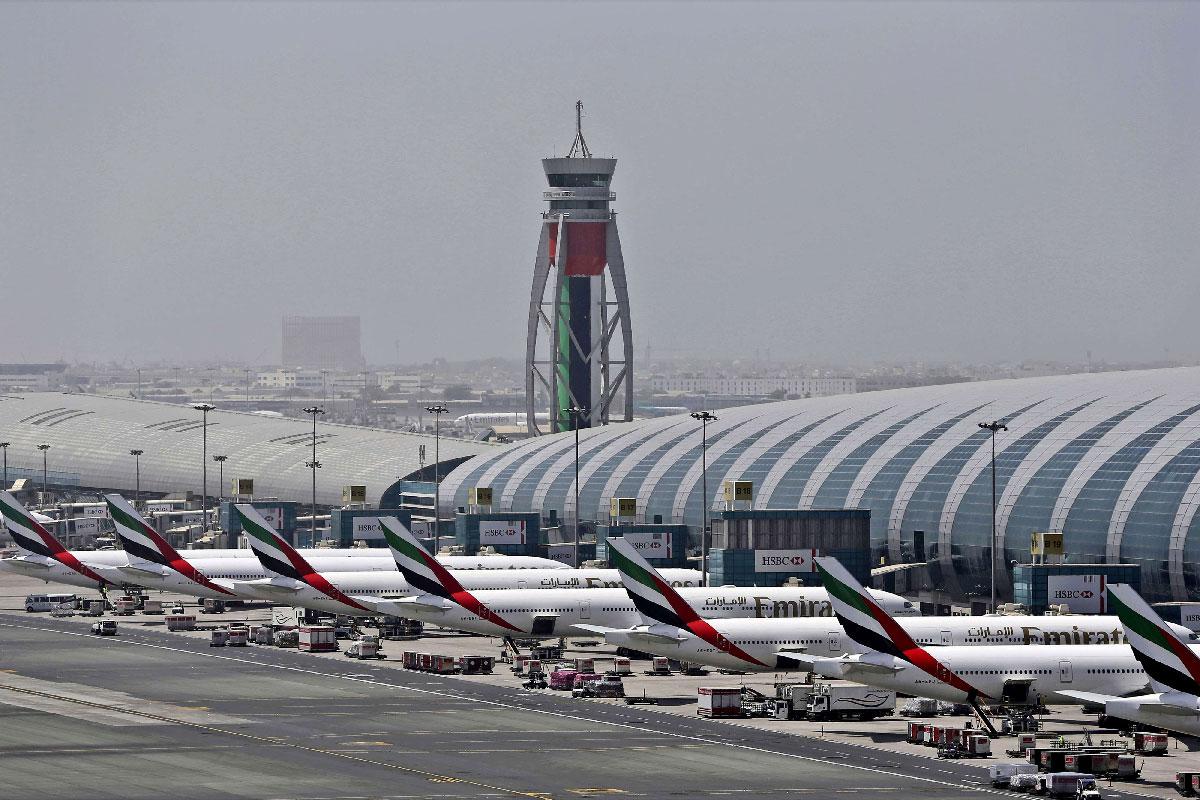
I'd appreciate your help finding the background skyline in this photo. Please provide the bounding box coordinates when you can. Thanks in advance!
[2,2,1196,366]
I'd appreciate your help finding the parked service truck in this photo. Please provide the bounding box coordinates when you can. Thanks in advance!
[806,683,896,721]
[988,762,1037,788]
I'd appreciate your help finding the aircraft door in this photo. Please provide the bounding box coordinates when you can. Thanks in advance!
[517,580,528,590]
[580,600,591,620]
[1058,660,1073,684]
[939,630,952,646]
[828,631,841,655]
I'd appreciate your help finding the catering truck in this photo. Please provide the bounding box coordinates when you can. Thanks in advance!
[805,683,895,721]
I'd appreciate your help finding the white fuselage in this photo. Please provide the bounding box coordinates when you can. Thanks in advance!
[598,614,1152,673]
[359,586,919,636]
[0,555,126,589]
[817,644,1148,705]
[226,568,708,616]
[57,549,568,570]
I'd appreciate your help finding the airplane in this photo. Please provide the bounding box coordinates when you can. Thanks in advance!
[226,505,706,617]
[580,539,1169,674]
[348,517,921,637]
[0,492,124,590]
[1059,584,1200,736]
[104,494,238,599]
[812,556,1150,710]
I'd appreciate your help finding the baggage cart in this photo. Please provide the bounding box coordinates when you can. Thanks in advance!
[142,600,164,615]
[459,655,494,674]
[210,629,229,647]
[610,657,632,675]
[644,656,671,676]
[165,614,197,631]
[1133,731,1169,755]
[227,628,248,646]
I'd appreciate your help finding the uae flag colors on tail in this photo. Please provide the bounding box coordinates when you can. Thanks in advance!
[1108,583,1200,696]
[104,494,234,596]
[379,516,521,632]
[815,556,984,699]
[608,537,766,667]
[0,491,111,585]
[234,504,369,613]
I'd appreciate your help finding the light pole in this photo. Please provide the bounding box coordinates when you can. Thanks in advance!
[130,449,144,508]
[192,403,216,531]
[36,443,50,504]
[691,410,717,587]
[566,405,588,567]
[302,406,325,546]
[0,442,9,489]
[425,405,448,553]
[979,420,1008,613]
[212,455,227,506]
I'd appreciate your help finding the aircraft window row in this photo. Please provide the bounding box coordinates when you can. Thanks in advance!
[960,669,1053,675]
[1086,668,1143,674]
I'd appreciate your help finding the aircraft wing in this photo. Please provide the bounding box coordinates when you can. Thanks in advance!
[369,595,451,613]
[574,624,622,636]
[116,563,167,578]
[1060,690,1198,717]
[1059,690,1120,706]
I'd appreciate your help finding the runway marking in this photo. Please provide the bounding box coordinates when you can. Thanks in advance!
[0,619,1019,797]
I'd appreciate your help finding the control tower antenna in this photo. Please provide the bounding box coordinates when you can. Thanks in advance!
[567,100,591,158]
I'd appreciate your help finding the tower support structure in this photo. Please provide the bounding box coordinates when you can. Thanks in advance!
[526,103,633,434]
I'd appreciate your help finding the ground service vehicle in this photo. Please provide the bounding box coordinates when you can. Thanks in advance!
[25,593,78,612]
[90,620,117,635]
[298,625,337,652]
[698,687,742,718]
[989,762,1037,788]
[806,683,895,721]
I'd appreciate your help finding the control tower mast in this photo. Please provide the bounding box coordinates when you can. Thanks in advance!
[526,102,633,435]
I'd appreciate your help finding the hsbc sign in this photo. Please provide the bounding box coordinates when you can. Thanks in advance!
[1047,574,1105,614]
[619,532,673,559]
[754,549,818,573]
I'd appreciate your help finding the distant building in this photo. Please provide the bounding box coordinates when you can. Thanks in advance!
[256,369,325,393]
[648,375,855,398]
[281,316,364,371]
[0,363,68,392]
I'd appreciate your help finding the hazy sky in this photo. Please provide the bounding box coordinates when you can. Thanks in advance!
[2,2,1196,367]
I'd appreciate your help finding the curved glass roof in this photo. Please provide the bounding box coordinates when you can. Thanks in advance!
[0,393,495,506]
[442,367,1200,601]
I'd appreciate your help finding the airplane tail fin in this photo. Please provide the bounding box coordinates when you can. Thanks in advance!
[0,491,110,585]
[0,491,67,559]
[1108,583,1200,696]
[379,516,467,599]
[234,504,314,580]
[106,494,233,595]
[104,494,177,566]
[815,556,919,659]
[378,516,521,631]
[608,536,703,629]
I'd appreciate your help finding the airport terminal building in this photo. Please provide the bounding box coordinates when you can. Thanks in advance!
[442,367,1200,603]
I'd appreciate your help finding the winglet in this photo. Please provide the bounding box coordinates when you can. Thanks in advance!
[235,504,368,612]
[816,555,984,699]
[609,537,767,668]
[1108,583,1200,696]
[378,516,521,632]
[0,491,111,585]
[105,494,234,595]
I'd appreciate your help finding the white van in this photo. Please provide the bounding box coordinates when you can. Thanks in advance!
[25,593,79,612]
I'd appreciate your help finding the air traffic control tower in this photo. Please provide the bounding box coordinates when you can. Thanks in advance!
[525,102,633,435]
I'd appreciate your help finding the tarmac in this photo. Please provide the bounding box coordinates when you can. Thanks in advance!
[2,571,1198,800]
